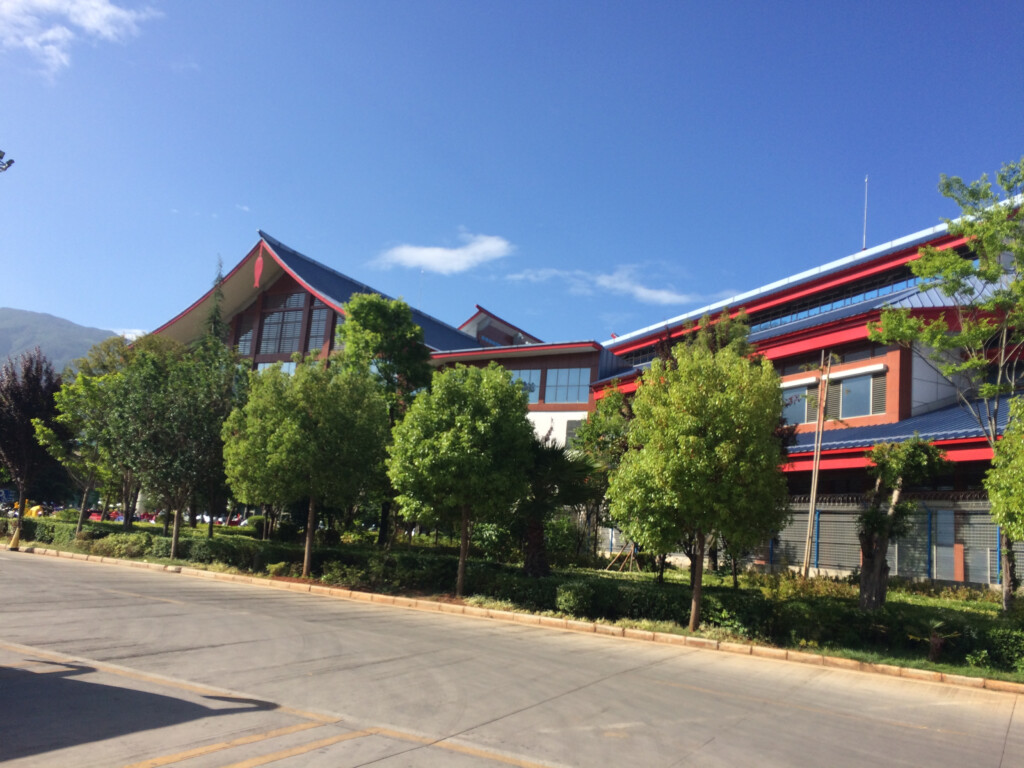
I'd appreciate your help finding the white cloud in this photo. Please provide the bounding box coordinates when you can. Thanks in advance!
[115,328,146,340]
[0,0,159,75]
[508,266,721,306]
[235,204,250,213]
[376,231,514,275]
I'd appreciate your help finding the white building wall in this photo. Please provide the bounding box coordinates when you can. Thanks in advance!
[527,411,589,446]
[911,346,959,416]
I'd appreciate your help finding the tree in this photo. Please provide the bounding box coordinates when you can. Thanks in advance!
[336,293,433,546]
[572,386,631,555]
[0,348,63,531]
[869,157,1024,609]
[858,437,948,611]
[986,398,1024,542]
[388,363,534,597]
[33,372,108,534]
[223,356,389,577]
[520,434,599,577]
[607,342,788,632]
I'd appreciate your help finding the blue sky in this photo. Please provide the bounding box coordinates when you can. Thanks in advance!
[2,1,1022,345]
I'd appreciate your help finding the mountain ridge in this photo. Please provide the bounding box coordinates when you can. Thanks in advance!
[0,307,118,372]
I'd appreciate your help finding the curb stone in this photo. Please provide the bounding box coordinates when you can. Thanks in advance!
[5,543,1024,696]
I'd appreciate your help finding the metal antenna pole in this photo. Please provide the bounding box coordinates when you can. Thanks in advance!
[862,174,869,250]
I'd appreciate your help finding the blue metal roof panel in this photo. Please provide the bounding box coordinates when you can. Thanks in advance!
[787,399,1008,454]
[603,222,949,349]
[748,286,923,343]
[259,231,478,351]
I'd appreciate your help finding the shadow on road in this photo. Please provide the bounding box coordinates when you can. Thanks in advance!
[0,660,277,762]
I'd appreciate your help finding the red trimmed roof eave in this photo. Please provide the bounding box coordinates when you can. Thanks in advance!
[259,240,348,317]
[458,304,543,343]
[783,436,994,472]
[151,241,264,337]
[608,234,968,356]
[150,238,350,341]
[431,341,602,361]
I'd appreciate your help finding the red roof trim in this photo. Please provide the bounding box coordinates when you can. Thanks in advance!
[259,240,348,317]
[458,304,543,343]
[431,341,601,360]
[609,234,968,355]
[783,436,993,471]
[151,240,266,337]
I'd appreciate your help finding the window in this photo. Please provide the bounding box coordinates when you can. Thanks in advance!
[257,361,296,375]
[545,367,590,403]
[236,315,254,356]
[259,292,305,355]
[565,419,583,445]
[782,386,809,424]
[508,369,541,403]
[824,373,886,419]
[306,300,329,352]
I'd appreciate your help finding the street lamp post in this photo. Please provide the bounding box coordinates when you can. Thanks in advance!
[0,150,14,172]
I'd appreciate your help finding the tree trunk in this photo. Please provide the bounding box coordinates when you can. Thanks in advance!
[731,555,739,589]
[303,497,317,578]
[708,543,718,572]
[688,531,705,632]
[859,480,899,611]
[858,531,890,611]
[377,499,391,548]
[1002,532,1016,612]
[170,508,182,560]
[456,506,470,598]
[523,512,550,578]
[15,486,26,533]
[75,480,93,536]
[656,553,667,583]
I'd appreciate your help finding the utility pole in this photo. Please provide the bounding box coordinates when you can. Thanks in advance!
[801,351,832,578]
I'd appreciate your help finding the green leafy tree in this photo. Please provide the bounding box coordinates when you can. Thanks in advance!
[0,348,63,531]
[388,363,534,597]
[987,398,1024,542]
[33,372,108,534]
[607,342,787,631]
[869,157,1024,609]
[336,293,432,546]
[859,437,948,611]
[520,435,599,577]
[572,386,631,554]
[223,357,389,577]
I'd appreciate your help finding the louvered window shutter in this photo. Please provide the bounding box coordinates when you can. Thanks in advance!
[871,374,886,415]
[825,380,842,420]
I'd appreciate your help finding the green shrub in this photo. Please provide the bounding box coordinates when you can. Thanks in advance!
[90,533,152,559]
[57,509,80,523]
[984,627,1024,671]
[486,573,558,611]
[245,516,266,538]
[472,522,518,562]
[149,537,172,558]
[618,580,688,623]
[556,579,597,617]
[187,538,215,563]
[700,590,773,639]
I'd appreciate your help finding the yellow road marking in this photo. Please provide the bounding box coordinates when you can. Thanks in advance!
[122,720,337,768]
[218,729,374,768]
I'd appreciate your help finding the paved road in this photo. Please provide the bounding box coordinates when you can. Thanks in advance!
[1,551,1022,767]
